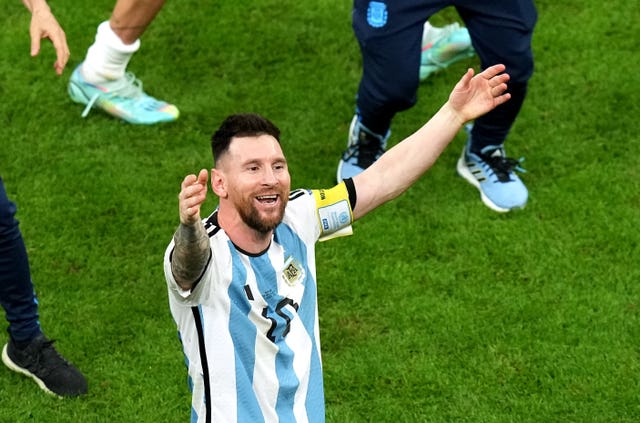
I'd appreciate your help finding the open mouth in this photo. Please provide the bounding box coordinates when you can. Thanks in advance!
[256,194,278,205]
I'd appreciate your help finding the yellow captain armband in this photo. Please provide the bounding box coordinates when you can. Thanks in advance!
[312,182,354,241]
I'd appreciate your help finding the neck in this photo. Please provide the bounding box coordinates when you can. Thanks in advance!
[217,211,273,254]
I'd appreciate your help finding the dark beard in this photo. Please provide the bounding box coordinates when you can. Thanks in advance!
[240,202,286,234]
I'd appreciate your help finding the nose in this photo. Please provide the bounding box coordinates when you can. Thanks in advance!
[262,167,278,186]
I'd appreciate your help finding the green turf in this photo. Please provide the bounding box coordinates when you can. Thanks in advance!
[0,0,638,421]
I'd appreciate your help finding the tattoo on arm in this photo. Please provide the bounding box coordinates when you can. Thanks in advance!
[171,221,211,290]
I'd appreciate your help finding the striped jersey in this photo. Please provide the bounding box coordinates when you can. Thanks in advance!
[164,183,354,422]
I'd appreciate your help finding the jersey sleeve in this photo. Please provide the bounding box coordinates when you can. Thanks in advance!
[311,181,355,242]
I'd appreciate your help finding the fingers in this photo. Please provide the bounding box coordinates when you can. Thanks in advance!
[453,68,475,91]
[494,92,512,107]
[180,173,208,203]
[456,65,509,95]
[29,12,70,75]
[447,63,513,123]
[29,28,41,57]
[196,168,209,185]
[489,73,510,89]
[51,33,70,75]
[179,170,209,224]
[479,63,507,80]
[461,68,474,84]
[477,65,510,100]
[491,81,508,96]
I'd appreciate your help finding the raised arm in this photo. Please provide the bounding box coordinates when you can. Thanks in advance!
[351,64,511,219]
[22,0,69,75]
[171,169,211,291]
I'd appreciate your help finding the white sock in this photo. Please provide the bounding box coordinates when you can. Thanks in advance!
[422,21,441,47]
[81,21,141,83]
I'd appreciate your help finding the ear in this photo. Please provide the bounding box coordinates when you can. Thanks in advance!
[210,168,227,198]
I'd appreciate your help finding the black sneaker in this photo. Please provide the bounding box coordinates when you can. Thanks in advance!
[2,334,88,397]
[337,114,390,182]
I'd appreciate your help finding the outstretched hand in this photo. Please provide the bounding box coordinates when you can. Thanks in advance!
[448,64,511,124]
[179,169,209,226]
[27,3,70,75]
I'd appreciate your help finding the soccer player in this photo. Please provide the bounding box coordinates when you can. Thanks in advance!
[68,0,178,124]
[0,0,87,397]
[164,64,511,421]
[338,1,537,213]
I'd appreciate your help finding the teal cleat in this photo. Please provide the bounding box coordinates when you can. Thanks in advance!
[420,23,475,81]
[68,64,179,124]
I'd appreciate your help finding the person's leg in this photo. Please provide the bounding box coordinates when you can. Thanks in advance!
[0,178,40,345]
[110,0,167,44]
[338,0,440,181]
[457,0,536,151]
[454,0,537,211]
[0,177,87,397]
[353,0,433,135]
[68,0,178,125]
[82,0,167,82]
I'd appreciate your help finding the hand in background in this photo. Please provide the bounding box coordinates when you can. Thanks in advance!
[23,0,70,75]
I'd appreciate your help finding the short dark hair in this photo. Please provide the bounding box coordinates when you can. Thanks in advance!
[211,113,281,165]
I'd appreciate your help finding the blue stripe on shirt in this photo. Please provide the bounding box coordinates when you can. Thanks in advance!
[276,223,325,422]
[228,243,264,422]
[251,251,298,422]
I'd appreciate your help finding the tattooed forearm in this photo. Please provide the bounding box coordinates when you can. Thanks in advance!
[171,221,210,290]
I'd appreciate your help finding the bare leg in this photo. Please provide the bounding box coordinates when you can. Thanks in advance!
[109,0,167,44]
[81,0,167,81]
[68,0,178,124]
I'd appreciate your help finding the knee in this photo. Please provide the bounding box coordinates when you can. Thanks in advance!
[363,73,419,112]
[506,53,535,83]
[382,80,419,110]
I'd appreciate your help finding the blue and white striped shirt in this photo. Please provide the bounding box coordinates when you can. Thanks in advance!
[164,184,354,422]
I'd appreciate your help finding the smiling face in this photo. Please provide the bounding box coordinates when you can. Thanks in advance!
[214,134,291,234]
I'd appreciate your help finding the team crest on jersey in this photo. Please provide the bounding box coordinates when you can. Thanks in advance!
[367,1,388,28]
[281,256,305,287]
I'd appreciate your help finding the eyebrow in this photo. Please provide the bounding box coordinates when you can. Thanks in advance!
[239,156,287,166]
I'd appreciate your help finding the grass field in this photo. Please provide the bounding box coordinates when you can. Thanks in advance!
[1,0,639,421]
